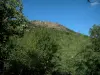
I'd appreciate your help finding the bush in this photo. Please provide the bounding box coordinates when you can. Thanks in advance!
[6,27,59,75]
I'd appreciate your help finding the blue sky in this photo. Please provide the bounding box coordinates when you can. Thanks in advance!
[23,0,100,35]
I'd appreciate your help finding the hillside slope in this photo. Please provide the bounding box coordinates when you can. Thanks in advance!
[10,20,90,75]
[26,21,89,73]
[28,20,75,33]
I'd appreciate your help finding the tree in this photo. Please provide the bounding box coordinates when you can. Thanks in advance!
[0,0,26,74]
[75,24,100,75]
[90,25,100,52]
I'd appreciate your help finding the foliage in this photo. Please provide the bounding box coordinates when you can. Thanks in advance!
[6,28,59,75]
[75,24,100,75]
[5,25,89,75]
[90,24,100,52]
[0,0,27,74]
[0,0,26,44]
[1,0,99,75]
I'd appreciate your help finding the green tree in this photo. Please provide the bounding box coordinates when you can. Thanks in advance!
[90,25,100,52]
[75,24,100,75]
[0,0,26,74]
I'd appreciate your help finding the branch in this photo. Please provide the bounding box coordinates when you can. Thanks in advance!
[88,0,97,3]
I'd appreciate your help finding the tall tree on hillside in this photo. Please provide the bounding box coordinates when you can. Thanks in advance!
[0,0,26,74]
[90,25,100,52]
[75,25,100,75]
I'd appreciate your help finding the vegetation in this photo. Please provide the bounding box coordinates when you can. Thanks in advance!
[3,25,90,75]
[0,0,26,74]
[0,0,100,75]
[75,25,100,75]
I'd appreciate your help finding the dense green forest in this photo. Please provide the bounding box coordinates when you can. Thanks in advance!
[0,0,100,75]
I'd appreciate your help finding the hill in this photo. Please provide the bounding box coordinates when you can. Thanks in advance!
[28,20,75,33]
[9,20,90,75]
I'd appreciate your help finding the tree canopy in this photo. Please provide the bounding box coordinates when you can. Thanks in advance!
[0,0,27,74]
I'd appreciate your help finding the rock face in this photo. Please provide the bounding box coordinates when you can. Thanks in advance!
[31,20,68,31]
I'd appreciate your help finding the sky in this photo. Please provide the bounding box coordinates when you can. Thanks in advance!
[23,0,100,35]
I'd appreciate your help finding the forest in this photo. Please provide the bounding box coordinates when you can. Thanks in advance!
[0,0,100,75]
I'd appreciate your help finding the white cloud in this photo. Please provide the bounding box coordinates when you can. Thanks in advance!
[91,1,100,6]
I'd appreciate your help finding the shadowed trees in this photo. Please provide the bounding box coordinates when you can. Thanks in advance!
[0,0,26,74]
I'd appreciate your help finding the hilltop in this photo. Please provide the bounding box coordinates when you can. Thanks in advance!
[27,20,75,33]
